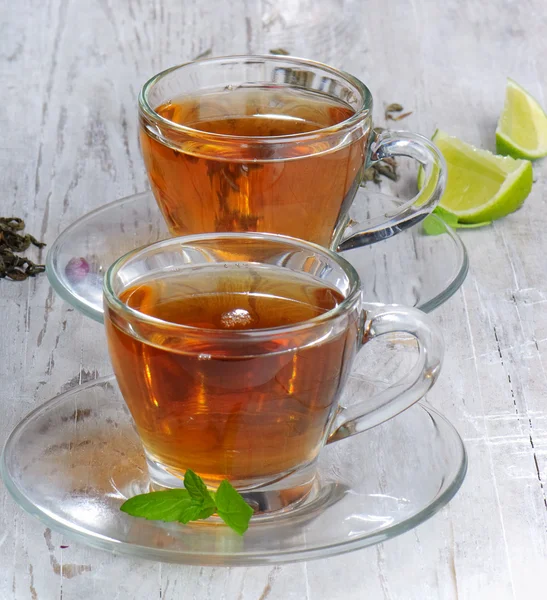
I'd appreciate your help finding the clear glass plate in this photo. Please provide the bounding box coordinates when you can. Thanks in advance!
[1,375,467,566]
[46,189,468,323]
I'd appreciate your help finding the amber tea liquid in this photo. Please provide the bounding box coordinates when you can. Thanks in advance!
[140,87,366,247]
[105,266,358,486]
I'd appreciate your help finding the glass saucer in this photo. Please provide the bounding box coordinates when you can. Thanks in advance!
[1,376,467,566]
[46,189,468,323]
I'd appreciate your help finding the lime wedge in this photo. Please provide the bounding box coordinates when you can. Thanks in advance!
[429,129,532,223]
[496,78,547,160]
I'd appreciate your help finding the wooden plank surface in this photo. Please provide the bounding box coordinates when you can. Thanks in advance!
[2,0,547,597]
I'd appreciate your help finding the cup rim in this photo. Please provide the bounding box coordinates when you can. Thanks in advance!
[138,54,372,145]
[103,232,362,339]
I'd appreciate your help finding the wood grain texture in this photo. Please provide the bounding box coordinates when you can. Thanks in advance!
[2,0,547,597]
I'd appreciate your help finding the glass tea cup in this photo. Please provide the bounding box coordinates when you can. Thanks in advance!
[139,55,445,252]
[103,233,443,513]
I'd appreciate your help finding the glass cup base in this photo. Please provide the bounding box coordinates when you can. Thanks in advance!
[145,450,318,515]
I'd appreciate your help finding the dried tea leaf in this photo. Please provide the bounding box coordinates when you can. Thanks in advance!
[362,166,380,184]
[374,163,398,181]
[360,146,399,187]
[385,103,403,113]
[194,48,212,60]
[269,48,290,55]
[6,270,28,281]
[0,217,46,281]
[390,111,413,122]
[0,217,24,231]
[385,103,413,122]
[384,103,403,120]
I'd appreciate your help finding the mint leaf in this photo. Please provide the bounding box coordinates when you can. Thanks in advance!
[120,489,194,521]
[197,504,217,520]
[432,206,459,225]
[215,480,254,536]
[178,503,203,524]
[184,469,213,503]
[423,206,458,235]
[120,473,254,535]
[423,206,492,235]
[422,214,449,236]
[184,469,216,519]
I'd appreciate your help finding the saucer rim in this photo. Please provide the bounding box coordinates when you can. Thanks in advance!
[1,375,468,566]
[45,190,469,323]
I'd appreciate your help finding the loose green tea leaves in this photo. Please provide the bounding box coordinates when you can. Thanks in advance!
[362,166,380,184]
[375,156,398,181]
[385,103,413,122]
[362,121,403,186]
[0,217,45,252]
[120,470,254,535]
[269,48,290,55]
[362,156,399,185]
[0,217,46,280]
[385,103,403,120]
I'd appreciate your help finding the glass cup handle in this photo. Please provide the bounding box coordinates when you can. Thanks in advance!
[327,303,444,444]
[337,130,446,252]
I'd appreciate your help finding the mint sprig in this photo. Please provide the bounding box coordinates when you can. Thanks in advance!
[120,470,253,535]
[423,206,492,235]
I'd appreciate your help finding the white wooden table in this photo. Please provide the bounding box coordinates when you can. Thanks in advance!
[2,0,547,597]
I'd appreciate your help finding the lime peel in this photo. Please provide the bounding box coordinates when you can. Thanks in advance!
[496,78,547,160]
